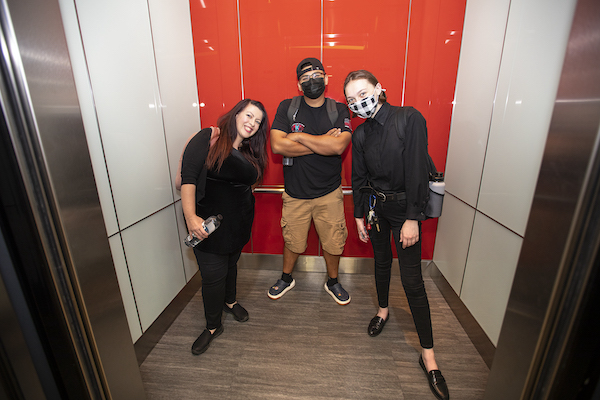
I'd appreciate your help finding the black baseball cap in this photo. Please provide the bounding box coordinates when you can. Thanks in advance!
[296,57,325,80]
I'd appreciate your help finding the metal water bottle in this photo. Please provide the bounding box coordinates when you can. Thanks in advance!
[283,123,302,166]
[425,173,445,218]
[184,214,223,247]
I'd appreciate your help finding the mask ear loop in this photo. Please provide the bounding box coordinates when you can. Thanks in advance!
[375,84,386,99]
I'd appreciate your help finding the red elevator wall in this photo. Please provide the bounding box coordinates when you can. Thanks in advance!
[189,0,466,259]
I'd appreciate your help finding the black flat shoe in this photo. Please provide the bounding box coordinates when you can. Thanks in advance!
[419,355,449,400]
[191,325,224,355]
[367,315,387,337]
[223,303,249,322]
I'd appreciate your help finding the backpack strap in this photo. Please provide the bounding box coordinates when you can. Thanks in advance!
[287,96,302,124]
[287,96,339,127]
[325,98,339,126]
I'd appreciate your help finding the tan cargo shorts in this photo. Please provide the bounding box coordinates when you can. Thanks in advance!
[281,186,348,255]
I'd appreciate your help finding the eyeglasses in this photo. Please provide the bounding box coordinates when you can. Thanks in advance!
[299,71,325,83]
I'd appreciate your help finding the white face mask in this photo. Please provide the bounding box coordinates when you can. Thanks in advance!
[348,90,380,119]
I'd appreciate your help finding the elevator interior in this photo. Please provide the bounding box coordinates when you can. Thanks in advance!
[1,0,599,398]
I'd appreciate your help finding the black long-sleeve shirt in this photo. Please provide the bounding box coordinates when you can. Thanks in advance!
[351,102,430,220]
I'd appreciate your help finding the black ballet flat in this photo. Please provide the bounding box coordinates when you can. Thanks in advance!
[419,355,449,400]
[367,315,387,337]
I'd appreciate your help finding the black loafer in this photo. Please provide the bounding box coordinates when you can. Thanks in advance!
[419,355,449,400]
[191,325,223,355]
[223,303,249,322]
[367,315,387,337]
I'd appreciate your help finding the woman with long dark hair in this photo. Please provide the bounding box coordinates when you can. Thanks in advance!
[344,70,449,400]
[180,99,269,355]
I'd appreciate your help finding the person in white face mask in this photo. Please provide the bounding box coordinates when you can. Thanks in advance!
[344,70,449,400]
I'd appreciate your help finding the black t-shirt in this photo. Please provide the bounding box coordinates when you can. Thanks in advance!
[272,97,351,199]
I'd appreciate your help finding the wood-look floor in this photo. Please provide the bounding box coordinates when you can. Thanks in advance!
[139,269,489,399]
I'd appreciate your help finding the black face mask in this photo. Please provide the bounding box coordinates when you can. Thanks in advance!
[301,77,326,99]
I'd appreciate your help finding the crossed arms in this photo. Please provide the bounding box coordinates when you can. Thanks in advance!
[270,127,352,157]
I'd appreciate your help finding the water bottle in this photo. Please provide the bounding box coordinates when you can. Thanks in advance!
[184,214,223,247]
[283,124,301,166]
[425,173,445,218]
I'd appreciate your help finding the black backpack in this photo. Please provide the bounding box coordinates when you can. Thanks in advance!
[287,96,339,127]
[393,106,438,180]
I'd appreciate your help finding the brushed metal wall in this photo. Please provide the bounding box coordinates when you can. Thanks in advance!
[0,0,145,398]
[484,0,600,397]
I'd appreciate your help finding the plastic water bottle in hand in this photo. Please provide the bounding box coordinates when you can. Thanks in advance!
[184,214,223,247]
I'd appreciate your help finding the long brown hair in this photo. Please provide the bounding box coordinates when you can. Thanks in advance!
[343,70,388,104]
[205,99,269,181]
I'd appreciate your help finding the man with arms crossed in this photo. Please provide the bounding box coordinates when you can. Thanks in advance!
[268,57,352,305]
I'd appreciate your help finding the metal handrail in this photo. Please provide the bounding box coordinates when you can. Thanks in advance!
[254,185,353,195]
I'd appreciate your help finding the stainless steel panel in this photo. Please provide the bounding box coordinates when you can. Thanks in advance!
[255,185,353,196]
[1,0,145,398]
[484,0,600,397]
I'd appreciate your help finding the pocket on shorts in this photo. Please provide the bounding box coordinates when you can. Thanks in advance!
[280,216,292,243]
[322,219,348,255]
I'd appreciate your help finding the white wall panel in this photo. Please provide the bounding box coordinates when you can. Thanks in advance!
[147,0,201,200]
[74,0,173,229]
[444,0,510,207]
[477,0,577,235]
[460,213,522,345]
[58,0,119,236]
[108,235,142,341]
[61,0,199,339]
[433,195,475,294]
[121,206,186,331]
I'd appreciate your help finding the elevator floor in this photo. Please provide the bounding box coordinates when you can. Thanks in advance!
[139,268,489,399]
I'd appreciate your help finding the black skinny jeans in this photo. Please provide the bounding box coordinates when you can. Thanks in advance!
[368,199,434,349]
[192,248,241,330]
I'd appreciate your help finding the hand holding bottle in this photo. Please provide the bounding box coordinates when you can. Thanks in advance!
[185,214,223,247]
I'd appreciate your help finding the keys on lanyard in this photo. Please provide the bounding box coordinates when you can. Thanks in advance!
[367,195,380,232]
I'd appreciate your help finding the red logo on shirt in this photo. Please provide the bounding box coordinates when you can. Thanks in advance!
[344,118,352,130]
[291,123,305,133]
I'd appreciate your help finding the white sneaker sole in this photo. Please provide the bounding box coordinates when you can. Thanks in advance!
[324,283,351,305]
[267,279,296,300]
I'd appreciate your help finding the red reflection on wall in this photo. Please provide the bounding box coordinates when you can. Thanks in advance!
[190,0,466,259]
[190,0,242,127]
[239,0,322,186]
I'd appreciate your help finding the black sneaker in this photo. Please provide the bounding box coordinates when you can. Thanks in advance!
[223,303,249,322]
[191,325,223,355]
[324,282,351,305]
[268,278,296,299]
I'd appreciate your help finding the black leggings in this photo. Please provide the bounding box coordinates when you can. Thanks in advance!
[368,200,433,349]
[192,249,241,330]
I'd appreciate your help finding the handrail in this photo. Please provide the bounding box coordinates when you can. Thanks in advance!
[254,185,353,195]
